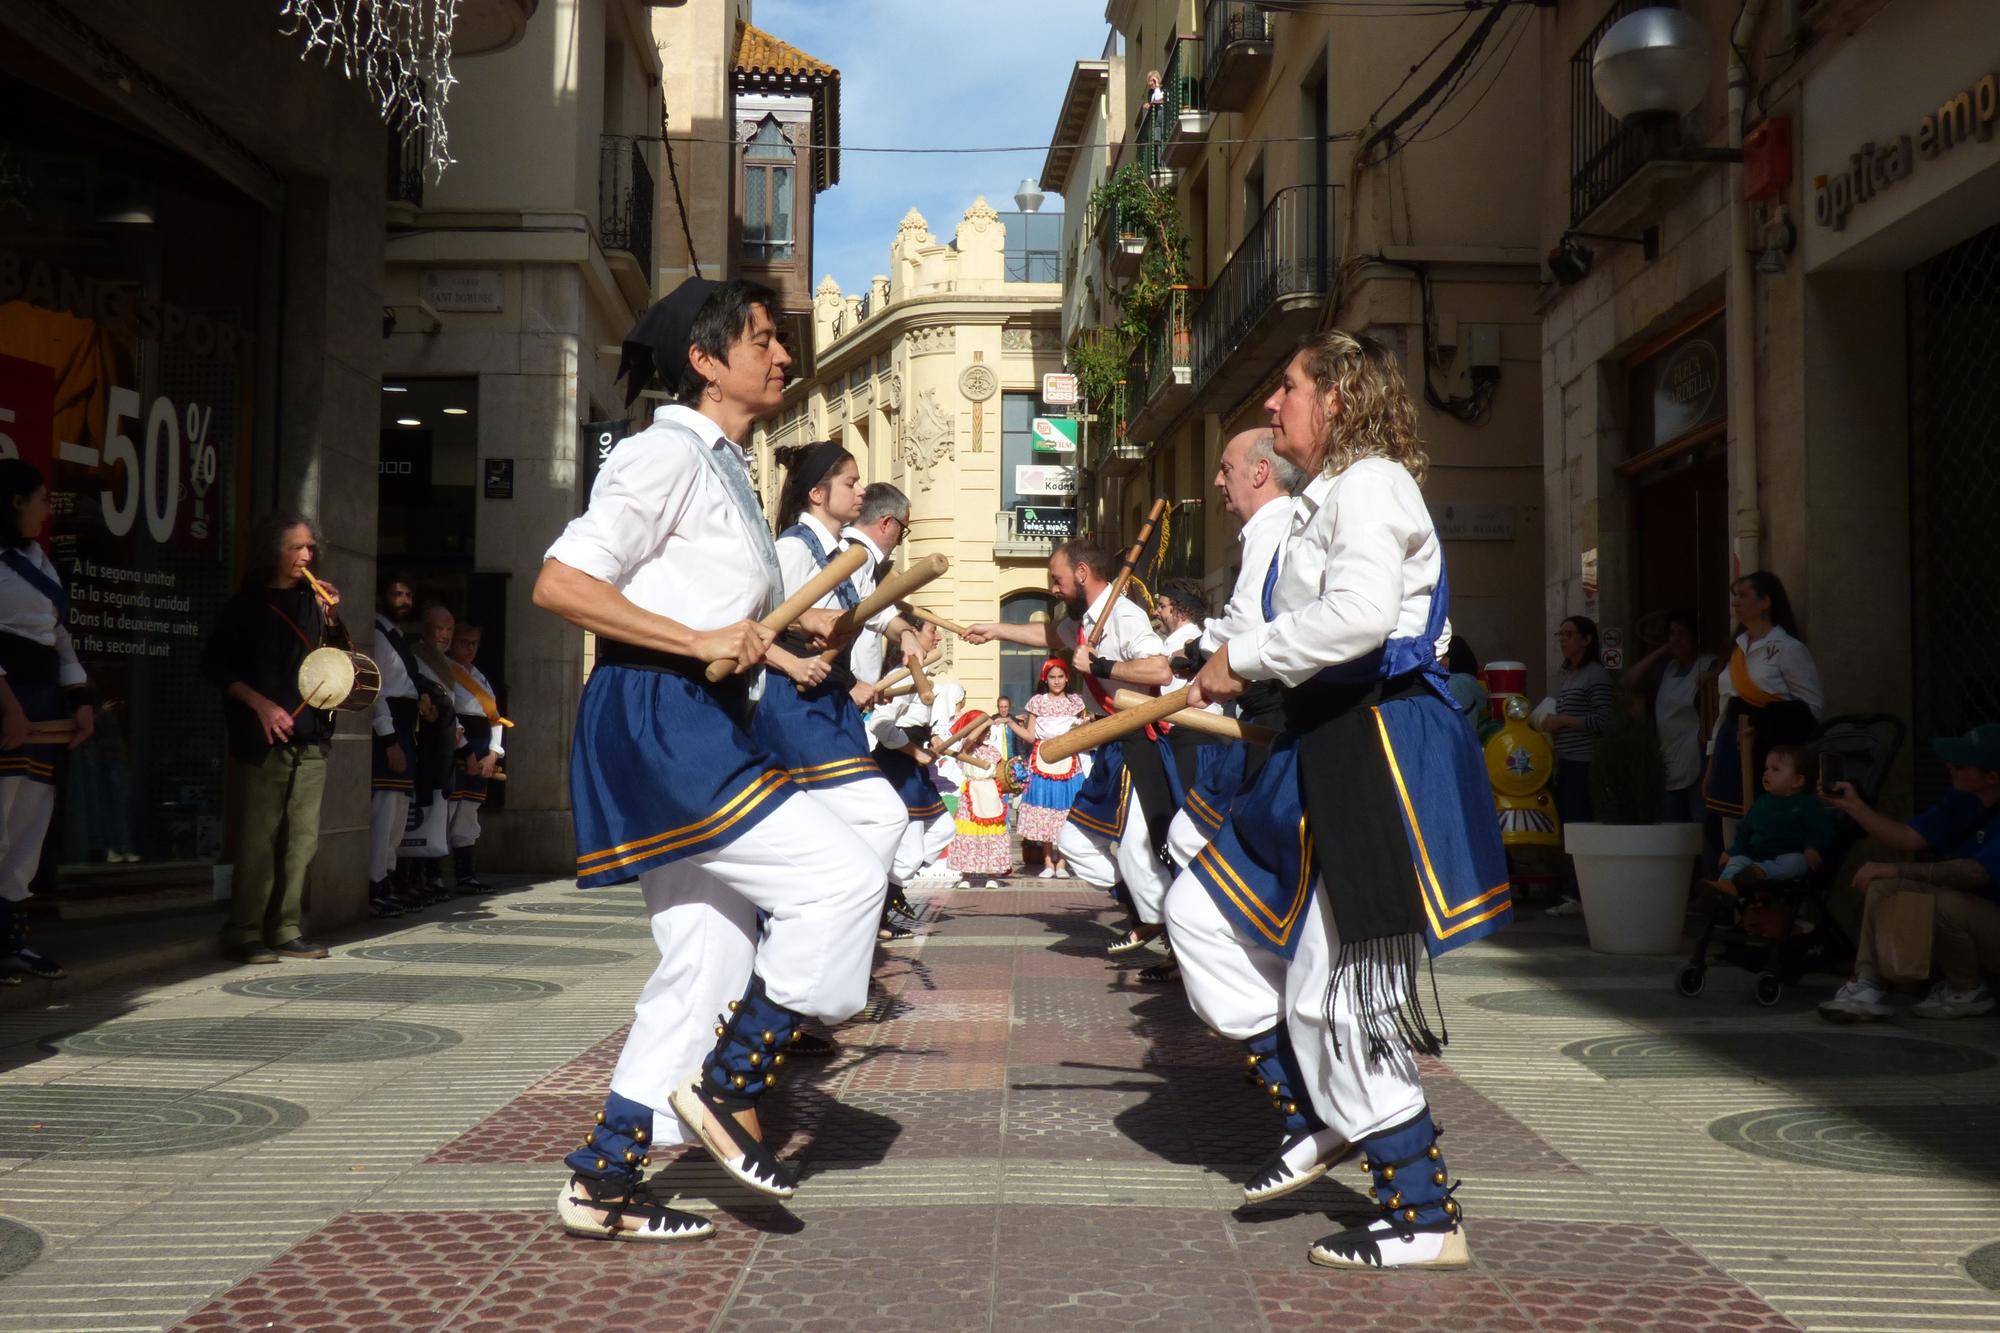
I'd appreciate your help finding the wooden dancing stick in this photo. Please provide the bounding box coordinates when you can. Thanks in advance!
[814,554,951,663]
[936,715,994,759]
[909,606,970,637]
[26,720,78,742]
[1087,498,1168,651]
[1113,689,1276,746]
[1038,685,1188,764]
[875,647,944,694]
[704,544,872,682]
[875,679,920,702]
[909,658,936,705]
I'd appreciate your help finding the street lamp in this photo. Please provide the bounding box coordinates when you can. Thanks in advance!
[1589,6,1741,163]
[1591,6,1710,122]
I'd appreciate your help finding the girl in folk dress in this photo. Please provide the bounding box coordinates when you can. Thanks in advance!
[947,710,1012,888]
[1008,658,1087,878]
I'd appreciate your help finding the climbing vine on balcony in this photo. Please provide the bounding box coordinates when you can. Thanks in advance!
[1087,162,1191,346]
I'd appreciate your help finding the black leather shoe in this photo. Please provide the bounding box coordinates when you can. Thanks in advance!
[270,937,330,960]
[225,942,280,964]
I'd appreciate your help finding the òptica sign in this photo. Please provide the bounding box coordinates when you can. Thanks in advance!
[1814,70,1999,231]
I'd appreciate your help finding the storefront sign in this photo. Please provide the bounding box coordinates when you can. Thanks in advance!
[421,268,504,312]
[1014,464,1076,496]
[1628,313,1726,456]
[1433,502,1517,541]
[1031,416,1077,452]
[1041,372,1079,406]
[1814,74,1998,232]
[1014,505,1077,540]
[578,419,626,508]
[483,458,514,499]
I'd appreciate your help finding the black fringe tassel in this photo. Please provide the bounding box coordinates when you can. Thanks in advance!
[1322,932,1449,1063]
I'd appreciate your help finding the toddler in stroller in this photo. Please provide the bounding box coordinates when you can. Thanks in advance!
[1703,745,1836,893]
[1678,715,1904,1005]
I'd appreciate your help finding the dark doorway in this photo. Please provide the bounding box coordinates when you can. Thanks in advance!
[1631,443,1730,657]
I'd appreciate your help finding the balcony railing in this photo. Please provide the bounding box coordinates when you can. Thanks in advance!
[1147,286,1197,401]
[387,124,426,208]
[1191,184,1333,404]
[1203,0,1275,112]
[1569,0,1670,227]
[995,508,1067,559]
[1163,35,1210,168]
[599,133,656,275]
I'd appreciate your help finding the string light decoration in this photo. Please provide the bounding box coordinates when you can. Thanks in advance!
[278,0,460,181]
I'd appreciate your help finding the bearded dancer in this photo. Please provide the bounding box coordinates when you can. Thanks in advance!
[966,537,1172,955]
[536,278,883,1242]
[1172,332,1511,1270]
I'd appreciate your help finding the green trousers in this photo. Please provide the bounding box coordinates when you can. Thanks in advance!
[226,746,327,947]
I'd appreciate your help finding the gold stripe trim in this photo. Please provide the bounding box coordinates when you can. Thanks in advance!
[578,769,790,868]
[1370,707,1512,936]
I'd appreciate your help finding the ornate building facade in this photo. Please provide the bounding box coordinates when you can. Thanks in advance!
[754,197,1067,709]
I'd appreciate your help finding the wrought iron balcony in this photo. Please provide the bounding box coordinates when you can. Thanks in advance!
[1105,192,1148,282]
[1137,92,1175,189]
[599,134,655,276]
[1163,35,1211,169]
[1097,376,1146,478]
[386,124,426,209]
[1132,286,1199,439]
[1570,0,1673,228]
[1203,0,1274,113]
[1190,184,1333,408]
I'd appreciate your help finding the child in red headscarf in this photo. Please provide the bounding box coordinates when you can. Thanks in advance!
[1006,658,1088,879]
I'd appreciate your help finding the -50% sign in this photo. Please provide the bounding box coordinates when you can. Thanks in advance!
[57,388,217,543]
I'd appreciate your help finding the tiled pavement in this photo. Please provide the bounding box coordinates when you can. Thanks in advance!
[2,877,2000,1331]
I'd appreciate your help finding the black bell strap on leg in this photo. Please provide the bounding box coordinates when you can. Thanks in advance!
[563,1091,656,1187]
[1354,1106,1460,1236]
[670,972,804,1198]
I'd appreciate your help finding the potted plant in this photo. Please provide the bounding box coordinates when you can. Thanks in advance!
[1562,704,1704,955]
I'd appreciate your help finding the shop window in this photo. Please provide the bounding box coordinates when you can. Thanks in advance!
[743,117,795,264]
[1,71,264,876]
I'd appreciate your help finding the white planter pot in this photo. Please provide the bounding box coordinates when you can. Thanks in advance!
[1563,821,1705,955]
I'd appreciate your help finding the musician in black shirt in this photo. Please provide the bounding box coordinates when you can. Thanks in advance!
[201,513,348,964]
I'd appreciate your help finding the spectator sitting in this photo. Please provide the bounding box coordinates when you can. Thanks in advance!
[1703,745,1834,893]
[1818,723,2000,1024]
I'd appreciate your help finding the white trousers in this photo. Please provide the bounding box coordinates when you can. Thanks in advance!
[0,778,54,903]
[1166,807,1210,872]
[608,791,883,1146]
[891,809,949,884]
[1163,866,1425,1142]
[803,775,906,878]
[1057,795,1174,924]
[447,799,481,850]
[369,790,409,882]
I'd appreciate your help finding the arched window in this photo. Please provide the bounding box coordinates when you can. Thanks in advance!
[999,591,1066,714]
[743,116,795,263]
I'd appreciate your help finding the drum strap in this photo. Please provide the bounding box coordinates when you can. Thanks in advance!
[266,601,321,651]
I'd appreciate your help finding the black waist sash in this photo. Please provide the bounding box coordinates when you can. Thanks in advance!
[0,633,58,689]
[1285,668,1444,1059]
[595,637,752,721]
[1120,724,1177,865]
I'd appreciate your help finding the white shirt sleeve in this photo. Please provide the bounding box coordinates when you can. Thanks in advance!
[371,623,403,736]
[1779,636,1824,718]
[1113,599,1167,658]
[1229,468,1415,686]
[54,623,84,687]
[775,534,820,601]
[545,435,700,585]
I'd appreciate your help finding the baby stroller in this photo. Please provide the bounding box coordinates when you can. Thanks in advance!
[1675,713,1905,1006]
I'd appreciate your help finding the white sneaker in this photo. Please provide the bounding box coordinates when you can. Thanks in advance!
[1911,982,1996,1020]
[1819,977,1893,1023]
[1037,867,1056,879]
[1543,898,1583,918]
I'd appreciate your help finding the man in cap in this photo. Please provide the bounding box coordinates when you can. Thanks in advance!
[1821,723,2000,1023]
[533,278,885,1242]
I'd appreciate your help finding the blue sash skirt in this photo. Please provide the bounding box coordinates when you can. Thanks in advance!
[1191,690,1512,960]
[749,674,882,789]
[570,666,792,887]
[875,746,945,819]
[1068,739,1130,839]
[1179,740,1246,840]
[447,713,491,803]
[0,680,62,787]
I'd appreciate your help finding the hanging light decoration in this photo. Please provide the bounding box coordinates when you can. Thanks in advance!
[279,0,460,182]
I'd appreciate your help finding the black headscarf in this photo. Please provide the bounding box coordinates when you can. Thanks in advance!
[616,277,723,407]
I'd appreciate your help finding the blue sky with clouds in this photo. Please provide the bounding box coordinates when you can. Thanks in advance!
[752,0,1113,299]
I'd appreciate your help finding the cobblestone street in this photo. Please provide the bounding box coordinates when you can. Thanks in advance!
[2,876,1998,1332]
